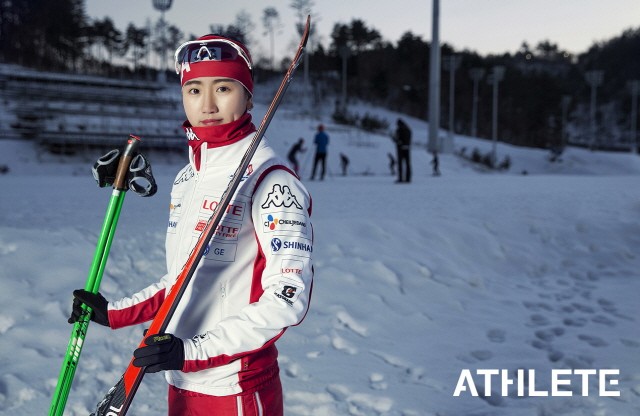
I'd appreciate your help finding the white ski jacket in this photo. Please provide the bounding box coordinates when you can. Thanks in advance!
[108,133,313,396]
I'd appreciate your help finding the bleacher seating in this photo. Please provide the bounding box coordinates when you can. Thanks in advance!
[0,64,186,153]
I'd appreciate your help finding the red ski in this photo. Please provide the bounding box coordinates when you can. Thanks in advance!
[91,16,310,416]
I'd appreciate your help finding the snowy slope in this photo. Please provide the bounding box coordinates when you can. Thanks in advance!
[0,98,639,416]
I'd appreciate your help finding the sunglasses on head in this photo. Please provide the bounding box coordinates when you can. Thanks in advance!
[174,38,253,74]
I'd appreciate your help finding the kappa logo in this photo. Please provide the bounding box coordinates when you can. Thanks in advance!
[261,184,303,210]
[185,127,200,141]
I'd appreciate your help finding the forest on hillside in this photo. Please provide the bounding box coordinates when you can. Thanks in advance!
[1,0,639,150]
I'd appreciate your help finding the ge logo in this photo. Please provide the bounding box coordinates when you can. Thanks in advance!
[271,238,282,252]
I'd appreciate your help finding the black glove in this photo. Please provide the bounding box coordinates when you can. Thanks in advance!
[133,333,185,373]
[68,289,110,327]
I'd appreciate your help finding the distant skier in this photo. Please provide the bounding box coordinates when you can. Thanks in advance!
[287,137,306,175]
[310,124,329,180]
[387,152,396,175]
[340,152,350,176]
[393,118,411,183]
[431,152,441,176]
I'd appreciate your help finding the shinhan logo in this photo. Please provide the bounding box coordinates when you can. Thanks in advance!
[271,237,283,252]
[185,128,200,141]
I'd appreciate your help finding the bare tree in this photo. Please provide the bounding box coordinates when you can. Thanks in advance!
[209,10,254,45]
[262,7,282,70]
[290,0,314,36]
[124,23,149,71]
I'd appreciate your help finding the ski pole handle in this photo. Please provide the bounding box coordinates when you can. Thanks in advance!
[113,135,141,191]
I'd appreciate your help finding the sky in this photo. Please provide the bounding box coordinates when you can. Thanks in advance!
[86,0,640,64]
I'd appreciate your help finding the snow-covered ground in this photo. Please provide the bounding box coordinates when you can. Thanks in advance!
[1,96,640,415]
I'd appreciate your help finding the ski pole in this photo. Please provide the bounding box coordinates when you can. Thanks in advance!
[49,136,142,416]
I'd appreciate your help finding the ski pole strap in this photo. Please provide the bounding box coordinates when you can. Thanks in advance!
[92,149,121,188]
[113,135,141,191]
[128,153,158,197]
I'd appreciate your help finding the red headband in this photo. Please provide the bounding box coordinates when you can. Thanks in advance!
[177,35,253,95]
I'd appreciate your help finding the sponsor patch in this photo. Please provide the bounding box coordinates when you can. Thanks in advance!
[174,166,195,185]
[274,280,303,306]
[281,259,304,276]
[168,198,183,234]
[200,195,246,223]
[191,332,210,348]
[229,164,253,182]
[193,216,241,240]
[262,212,308,235]
[270,236,312,258]
[261,184,303,210]
[193,237,238,262]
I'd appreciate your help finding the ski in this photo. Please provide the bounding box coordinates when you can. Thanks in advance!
[49,136,145,416]
[90,16,311,416]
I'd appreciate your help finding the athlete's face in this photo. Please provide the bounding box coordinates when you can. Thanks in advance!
[181,77,252,127]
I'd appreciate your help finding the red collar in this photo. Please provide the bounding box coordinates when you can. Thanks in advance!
[182,113,256,170]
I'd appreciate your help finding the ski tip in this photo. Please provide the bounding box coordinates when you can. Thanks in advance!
[302,15,311,47]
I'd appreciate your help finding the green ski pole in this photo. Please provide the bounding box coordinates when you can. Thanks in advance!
[49,136,141,416]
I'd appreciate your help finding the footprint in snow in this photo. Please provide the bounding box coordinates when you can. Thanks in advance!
[369,373,388,391]
[578,334,609,347]
[528,314,551,327]
[563,317,588,327]
[487,328,506,343]
[534,327,565,342]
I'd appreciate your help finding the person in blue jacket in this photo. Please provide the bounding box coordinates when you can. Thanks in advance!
[309,124,329,180]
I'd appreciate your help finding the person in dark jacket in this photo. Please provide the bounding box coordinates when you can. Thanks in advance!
[287,137,306,175]
[393,118,412,183]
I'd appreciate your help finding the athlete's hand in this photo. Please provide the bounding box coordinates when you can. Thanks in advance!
[68,289,110,327]
[133,333,185,373]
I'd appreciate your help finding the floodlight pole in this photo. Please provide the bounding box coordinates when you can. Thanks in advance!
[443,55,461,142]
[489,65,505,166]
[469,68,485,137]
[152,0,173,82]
[629,80,639,154]
[585,70,603,149]
[339,46,350,113]
[561,95,572,150]
[428,0,441,153]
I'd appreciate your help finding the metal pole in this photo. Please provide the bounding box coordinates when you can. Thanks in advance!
[469,68,484,137]
[630,80,639,154]
[152,0,173,83]
[428,0,440,152]
[490,66,504,166]
[585,70,603,149]
[339,46,349,113]
[443,55,460,142]
[561,95,571,150]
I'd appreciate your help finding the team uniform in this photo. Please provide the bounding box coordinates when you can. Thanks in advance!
[68,31,312,415]
[108,123,313,411]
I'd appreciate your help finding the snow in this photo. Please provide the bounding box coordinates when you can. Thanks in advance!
[1,96,640,415]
